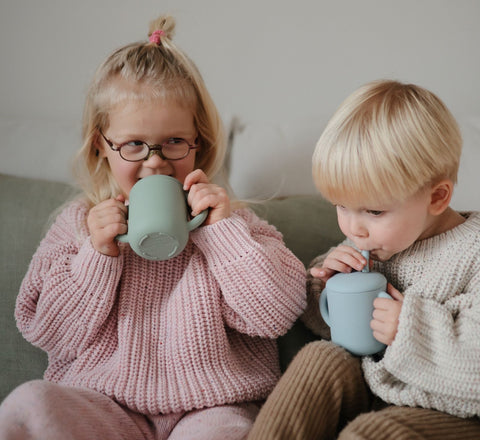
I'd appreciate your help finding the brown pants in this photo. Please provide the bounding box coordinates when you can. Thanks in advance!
[248,340,480,440]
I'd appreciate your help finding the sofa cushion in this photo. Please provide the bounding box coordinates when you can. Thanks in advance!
[0,174,77,401]
[250,195,343,267]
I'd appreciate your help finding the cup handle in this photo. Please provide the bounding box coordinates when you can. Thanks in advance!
[116,233,129,243]
[319,288,331,327]
[115,205,129,243]
[187,208,209,231]
[377,291,393,300]
[183,189,209,231]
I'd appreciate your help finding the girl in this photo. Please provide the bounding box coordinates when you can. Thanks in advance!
[0,15,307,440]
[248,80,480,439]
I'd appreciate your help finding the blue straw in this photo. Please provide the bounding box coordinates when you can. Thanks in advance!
[361,250,370,273]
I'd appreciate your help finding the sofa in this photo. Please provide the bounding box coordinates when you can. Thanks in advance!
[0,172,345,403]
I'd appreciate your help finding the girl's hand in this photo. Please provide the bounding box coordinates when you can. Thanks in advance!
[87,195,128,257]
[310,245,368,283]
[183,169,231,225]
[371,283,404,345]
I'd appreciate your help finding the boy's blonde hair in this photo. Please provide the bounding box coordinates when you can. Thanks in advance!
[312,80,462,206]
[74,15,225,205]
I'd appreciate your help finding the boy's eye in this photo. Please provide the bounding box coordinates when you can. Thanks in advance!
[367,210,384,216]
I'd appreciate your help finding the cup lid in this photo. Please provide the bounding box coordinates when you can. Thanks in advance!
[326,271,386,293]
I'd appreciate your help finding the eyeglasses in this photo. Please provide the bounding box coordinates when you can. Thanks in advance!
[99,130,199,162]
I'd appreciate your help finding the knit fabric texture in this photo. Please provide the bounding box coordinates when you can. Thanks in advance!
[302,211,480,418]
[15,199,307,415]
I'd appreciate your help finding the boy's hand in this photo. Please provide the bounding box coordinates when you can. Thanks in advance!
[310,245,368,283]
[87,195,128,257]
[183,169,231,225]
[371,283,404,346]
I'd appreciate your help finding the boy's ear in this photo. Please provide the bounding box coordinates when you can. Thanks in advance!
[428,179,453,215]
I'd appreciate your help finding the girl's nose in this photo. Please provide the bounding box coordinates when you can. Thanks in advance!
[143,151,169,167]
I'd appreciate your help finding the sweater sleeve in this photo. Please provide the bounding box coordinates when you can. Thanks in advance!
[300,254,330,338]
[380,275,480,402]
[190,209,307,338]
[15,201,123,361]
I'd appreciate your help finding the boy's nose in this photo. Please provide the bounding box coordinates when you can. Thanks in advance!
[351,220,368,238]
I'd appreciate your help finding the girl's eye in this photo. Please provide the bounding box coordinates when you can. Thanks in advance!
[367,210,384,216]
[122,141,147,154]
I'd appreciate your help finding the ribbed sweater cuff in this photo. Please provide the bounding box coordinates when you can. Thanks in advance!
[384,293,477,398]
[70,238,124,293]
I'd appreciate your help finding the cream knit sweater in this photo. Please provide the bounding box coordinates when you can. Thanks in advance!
[302,212,480,418]
[16,199,307,415]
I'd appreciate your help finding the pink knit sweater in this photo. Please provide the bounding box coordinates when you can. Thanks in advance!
[16,199,307,415]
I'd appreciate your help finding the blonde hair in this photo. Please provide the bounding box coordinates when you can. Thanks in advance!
[312,80,462,206]
[73,15,225,205]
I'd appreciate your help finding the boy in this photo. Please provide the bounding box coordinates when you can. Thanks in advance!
[248,80,480,439]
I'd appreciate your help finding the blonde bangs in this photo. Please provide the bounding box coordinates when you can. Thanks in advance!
[313,137,417,207]
[312,80,462,206]
[95,75,197,121]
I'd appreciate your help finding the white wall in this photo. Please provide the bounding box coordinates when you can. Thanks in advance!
[1,0,480,207]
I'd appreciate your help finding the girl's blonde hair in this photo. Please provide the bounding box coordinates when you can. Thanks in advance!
[312,80,462,206]
[74,15,226,205]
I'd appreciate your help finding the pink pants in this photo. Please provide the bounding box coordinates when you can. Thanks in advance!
[0,380,260,440]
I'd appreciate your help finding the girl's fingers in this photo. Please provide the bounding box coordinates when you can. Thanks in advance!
[187,182,230,224]
[87,197,128,256]
[183,169,209,190]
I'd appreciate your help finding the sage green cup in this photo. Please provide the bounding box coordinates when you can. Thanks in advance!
[117,175,208,261]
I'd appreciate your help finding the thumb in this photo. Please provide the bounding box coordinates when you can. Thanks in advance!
[386,283,404,302]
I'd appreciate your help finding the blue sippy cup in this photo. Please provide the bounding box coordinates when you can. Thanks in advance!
[319,251,391,356]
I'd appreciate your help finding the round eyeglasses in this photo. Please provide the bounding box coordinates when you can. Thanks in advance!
[99,130,199,162]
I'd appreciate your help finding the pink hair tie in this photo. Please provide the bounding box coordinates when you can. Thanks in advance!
[149,30,165,45]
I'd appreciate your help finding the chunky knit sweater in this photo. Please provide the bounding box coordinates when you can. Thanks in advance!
[302,212,480,418]
[16,199,307,415]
